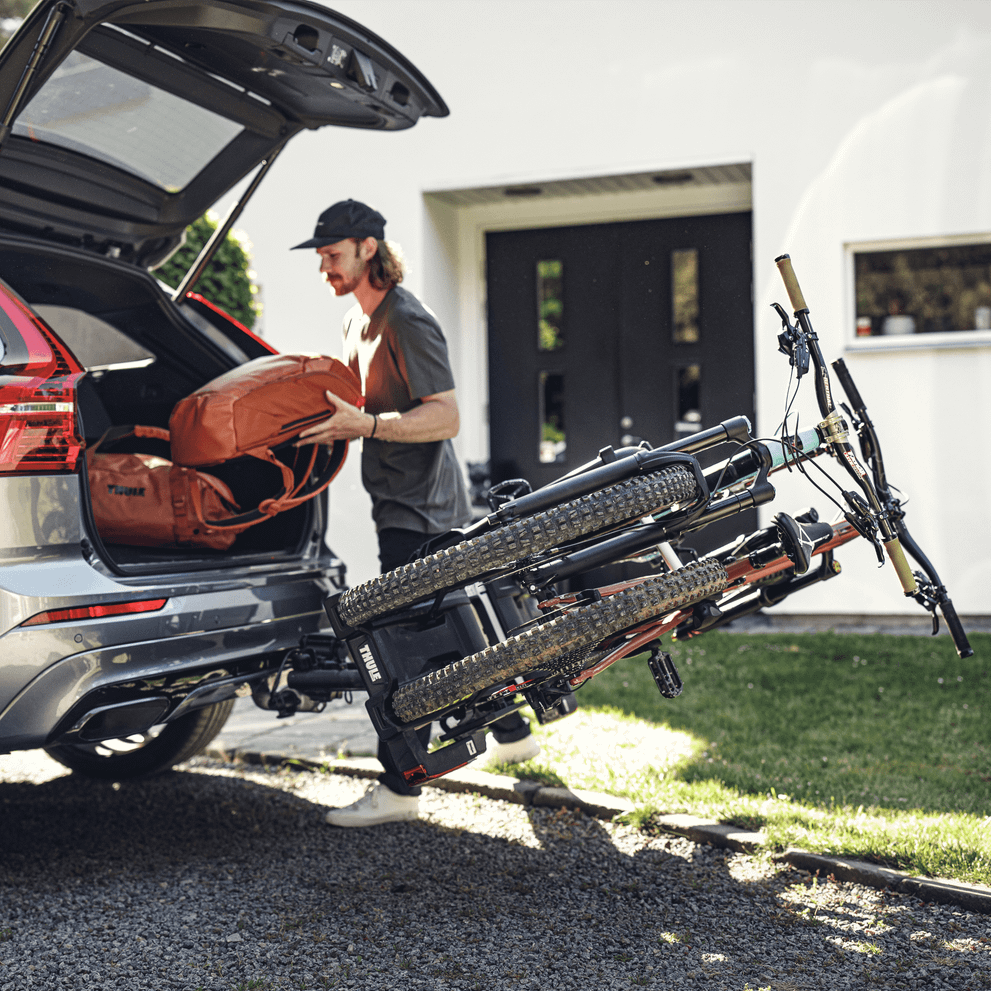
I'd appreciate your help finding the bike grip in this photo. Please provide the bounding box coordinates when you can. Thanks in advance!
[939,598,975,659]
[775,254,809,312]
[883,538,918,596]
[831,358,867,413]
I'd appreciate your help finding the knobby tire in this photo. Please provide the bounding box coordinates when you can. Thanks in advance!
[391,558,729,723]
[338,465,700,626]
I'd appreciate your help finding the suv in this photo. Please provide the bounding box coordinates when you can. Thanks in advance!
[0,0,446,778]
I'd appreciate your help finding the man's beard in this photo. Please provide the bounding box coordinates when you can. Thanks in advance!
[326,254,367,296]
[327,272,361,296]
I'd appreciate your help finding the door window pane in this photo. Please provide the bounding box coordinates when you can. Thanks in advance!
[537,259,564,351]
[672,249,700,344]
[539,370,566,463]
[854,242,991,336]
[675,364,701,437]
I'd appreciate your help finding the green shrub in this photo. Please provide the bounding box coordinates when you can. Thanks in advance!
[155,212,260,329]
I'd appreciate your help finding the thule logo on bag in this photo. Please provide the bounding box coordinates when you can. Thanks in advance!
[107,484,146,497]
[358,642,383,683]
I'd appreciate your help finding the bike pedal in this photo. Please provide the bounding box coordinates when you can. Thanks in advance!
[647,650,683,699]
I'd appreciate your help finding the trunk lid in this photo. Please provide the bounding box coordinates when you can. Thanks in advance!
[0,0,447,267]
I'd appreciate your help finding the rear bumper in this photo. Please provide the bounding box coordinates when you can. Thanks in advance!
[0,576,334,751]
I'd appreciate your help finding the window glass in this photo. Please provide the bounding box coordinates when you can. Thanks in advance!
[539,370,565,463]
[675,364,701,438]
[14,51,242,190]
[672,248,700,344]
[854,243,991,337]
[537,259,564,351]
[33,306,155,372]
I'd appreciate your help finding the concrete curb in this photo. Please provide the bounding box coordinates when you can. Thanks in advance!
[777,849,991,915]
[208,746,991,916]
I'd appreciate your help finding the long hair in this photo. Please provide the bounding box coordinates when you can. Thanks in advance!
[365,238,407,291]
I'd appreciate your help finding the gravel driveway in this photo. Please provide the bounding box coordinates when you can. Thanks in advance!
[2,752,990,990]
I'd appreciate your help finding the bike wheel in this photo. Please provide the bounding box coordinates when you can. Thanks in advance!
[338,465,700,626]
[43,699,235,780]
[392,558,729,723]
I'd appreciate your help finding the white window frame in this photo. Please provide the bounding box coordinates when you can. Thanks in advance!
[845,233,991,353]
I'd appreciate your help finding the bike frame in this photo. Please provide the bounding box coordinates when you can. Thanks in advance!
[263,256,972,787]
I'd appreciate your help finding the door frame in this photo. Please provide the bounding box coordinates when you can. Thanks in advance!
[422,161,753,468]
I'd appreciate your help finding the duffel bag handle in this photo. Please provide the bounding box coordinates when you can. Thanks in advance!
[195,438,348,531]
[90,424,171,455]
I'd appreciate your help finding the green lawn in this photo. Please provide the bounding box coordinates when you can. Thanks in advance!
[505,630,991,885]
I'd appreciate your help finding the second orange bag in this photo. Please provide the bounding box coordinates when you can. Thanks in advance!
[87,426,240,550]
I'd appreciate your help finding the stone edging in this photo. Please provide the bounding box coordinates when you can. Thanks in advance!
[208,747,991,916]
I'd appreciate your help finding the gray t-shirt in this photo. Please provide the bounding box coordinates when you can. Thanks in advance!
[343,286,471,535]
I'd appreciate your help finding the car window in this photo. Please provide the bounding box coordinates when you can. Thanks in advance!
[33,305,155,374]
[178,301,251,365]
[13,49,242,190]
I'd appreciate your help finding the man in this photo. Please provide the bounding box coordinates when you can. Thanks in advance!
[292,200,539,827]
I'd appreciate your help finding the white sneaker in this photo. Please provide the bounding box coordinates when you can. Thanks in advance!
[324,784,419,827]
[485,733,541,767]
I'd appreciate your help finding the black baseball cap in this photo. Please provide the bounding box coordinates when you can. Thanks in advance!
[290,199,386,250]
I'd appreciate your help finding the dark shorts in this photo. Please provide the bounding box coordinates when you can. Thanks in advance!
[377,527,430,573]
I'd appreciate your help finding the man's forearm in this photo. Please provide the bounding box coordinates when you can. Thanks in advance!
[373,392,459,443]
[297,388,461,447]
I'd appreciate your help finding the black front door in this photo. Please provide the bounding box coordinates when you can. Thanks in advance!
[486,211,754,553]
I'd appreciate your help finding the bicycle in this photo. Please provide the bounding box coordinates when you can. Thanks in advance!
[264,255,972,787]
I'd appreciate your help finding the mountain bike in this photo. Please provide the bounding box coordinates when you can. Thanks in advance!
[266,256,972,787]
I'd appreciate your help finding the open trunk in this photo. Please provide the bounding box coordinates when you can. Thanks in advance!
[0,0,449,580]
[0,234,320,575]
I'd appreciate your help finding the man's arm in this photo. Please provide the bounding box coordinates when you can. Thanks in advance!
[296,389,460,446]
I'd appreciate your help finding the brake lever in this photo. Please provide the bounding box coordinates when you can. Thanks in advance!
[841,489,885,564]
[909,572,942,636]
[772,302,810,378]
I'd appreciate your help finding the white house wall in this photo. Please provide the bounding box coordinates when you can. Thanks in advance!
[235,0,991,615]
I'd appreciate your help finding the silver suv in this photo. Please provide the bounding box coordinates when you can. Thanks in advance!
[0,0,446,777]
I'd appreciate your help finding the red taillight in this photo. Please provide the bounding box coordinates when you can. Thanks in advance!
[0,287,85,475]
[21,598,169,627]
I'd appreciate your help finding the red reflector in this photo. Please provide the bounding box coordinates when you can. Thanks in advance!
[21,598,168,627]
[0,286,85,475]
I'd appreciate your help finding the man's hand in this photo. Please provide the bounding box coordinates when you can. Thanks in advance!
[296,388,461,446]
[296,390,373,446]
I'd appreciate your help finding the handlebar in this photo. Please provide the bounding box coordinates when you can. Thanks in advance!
[831,356,867,414]
[775,254,809,313]
[774,254,973,658]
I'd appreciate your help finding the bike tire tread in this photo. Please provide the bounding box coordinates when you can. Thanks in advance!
[392,558,729,722]
[338,465,700,626]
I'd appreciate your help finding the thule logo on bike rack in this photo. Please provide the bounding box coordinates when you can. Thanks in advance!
[358,642,383,683]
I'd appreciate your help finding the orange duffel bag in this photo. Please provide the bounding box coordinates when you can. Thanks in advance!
[168,353,362,532]
[87,426,241,550]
